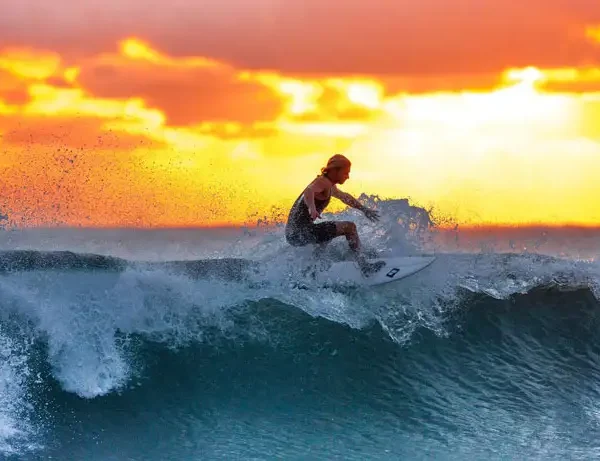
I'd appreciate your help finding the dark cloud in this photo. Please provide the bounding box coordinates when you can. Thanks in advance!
[77,61,284,126]
[1,0,599,76]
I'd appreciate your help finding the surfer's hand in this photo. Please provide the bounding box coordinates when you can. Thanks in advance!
[309,208,321,220]
[363,208,380,222]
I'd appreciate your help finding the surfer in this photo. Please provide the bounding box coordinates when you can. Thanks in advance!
[285,154,386,276]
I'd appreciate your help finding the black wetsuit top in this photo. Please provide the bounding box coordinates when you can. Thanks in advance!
[285,188,337,246]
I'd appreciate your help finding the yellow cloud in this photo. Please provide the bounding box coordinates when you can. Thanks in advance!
[24,84,165,128]
[501,65,600,95]
[586,25,600,43]
[0,100,17,115]
[503,66,545,86]
[0,48,61,80]
[118,37,223,69]
[276,79,323,115]
[540,67,600,86]
[63,66,80,84]
[326,79,383,109]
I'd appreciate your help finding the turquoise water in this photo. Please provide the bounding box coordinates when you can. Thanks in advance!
[1,200,600,460]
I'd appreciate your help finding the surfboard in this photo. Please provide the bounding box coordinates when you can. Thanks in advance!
[315,255,436,287]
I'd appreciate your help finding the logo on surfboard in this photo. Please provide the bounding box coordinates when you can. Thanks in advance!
[385,268,400,278]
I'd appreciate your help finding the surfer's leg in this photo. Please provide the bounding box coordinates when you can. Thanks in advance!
[313,222,339,245]
[311,222,339,258]
[285,227,314,247]
[334,221,361,251]
[335,221,385,276]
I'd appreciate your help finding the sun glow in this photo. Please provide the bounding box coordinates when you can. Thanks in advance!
[276,79,322,115]
[329,79,383,109]
[344,66,599,226]
[1,35,600,228]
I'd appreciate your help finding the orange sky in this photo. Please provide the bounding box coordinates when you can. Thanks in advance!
[1,2,600,228]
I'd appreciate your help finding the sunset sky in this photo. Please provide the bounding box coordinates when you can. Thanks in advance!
[1,0,600,228]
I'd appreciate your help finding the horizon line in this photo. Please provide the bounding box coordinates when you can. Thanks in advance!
[4,223,600,231]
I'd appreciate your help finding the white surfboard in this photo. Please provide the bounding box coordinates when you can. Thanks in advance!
[316,255,436,287]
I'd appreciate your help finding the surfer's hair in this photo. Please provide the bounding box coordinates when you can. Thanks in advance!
[320,154,351,177]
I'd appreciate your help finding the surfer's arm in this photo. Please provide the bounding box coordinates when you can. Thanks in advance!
[332,186,380,222]
[331,186,365,210]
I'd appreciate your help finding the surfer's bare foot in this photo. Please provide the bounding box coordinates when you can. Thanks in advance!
[359,260,386,277]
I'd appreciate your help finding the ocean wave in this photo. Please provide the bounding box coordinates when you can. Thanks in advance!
[2,195,600,458]
[0,248,599,398]
[0,250,260,282]
[1,247,600,458]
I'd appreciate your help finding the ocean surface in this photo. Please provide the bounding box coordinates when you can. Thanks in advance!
[1,198,600,460]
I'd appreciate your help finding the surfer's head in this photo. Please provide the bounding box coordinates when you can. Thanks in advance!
[321,154,351,184]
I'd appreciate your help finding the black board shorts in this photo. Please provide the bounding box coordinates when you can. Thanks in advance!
[285,221,338,247]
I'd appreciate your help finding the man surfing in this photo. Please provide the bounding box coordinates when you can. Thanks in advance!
[285,154,386,276]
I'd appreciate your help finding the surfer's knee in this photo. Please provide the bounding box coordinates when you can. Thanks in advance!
[336,221,357,236]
